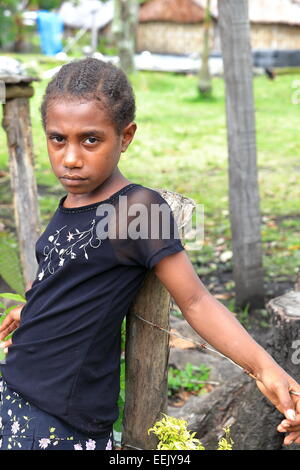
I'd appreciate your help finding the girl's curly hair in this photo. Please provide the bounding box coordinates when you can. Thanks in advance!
[40,58,136,135]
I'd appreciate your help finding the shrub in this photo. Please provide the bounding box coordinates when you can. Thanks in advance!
[148,413,234,450]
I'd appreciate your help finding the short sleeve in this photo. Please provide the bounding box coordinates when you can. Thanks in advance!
[110,186,185,269]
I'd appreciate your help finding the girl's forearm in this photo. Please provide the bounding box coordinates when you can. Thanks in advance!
[183,292,279,380]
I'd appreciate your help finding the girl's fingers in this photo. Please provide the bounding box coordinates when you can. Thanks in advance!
[278,422,300,433]
[0,321,18,341]
[0,306,23,334]
[283,431,300,446]
[278,395,300,429]
[0,338,12,349]
[274,383,297,422]
[0,317,12,333]
[0,314,16,331]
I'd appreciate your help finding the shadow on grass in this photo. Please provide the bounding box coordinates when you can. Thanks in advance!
[183,94,222,104]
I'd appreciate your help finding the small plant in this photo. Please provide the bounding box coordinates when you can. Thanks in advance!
[227,298,251,328]
[148,414,205,450]
[168,362,210,397]
[217,426,234,450]
[114,318,126,441]
[114,356,125,435]
[148,414,234,450]
[237,302,251,328]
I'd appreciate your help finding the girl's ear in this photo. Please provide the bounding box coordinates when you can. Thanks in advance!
[121,122,137,152]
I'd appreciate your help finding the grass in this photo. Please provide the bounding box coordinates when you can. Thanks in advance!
[168,362,210,398]
[0,54,300,292]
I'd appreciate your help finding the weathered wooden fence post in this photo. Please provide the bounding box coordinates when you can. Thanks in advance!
[1,74,41,287]
[218,0,264,309]
[122,189,195,450]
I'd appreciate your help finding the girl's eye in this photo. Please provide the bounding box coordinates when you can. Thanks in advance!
[48,135,99,144]
[85,137,99,144]
[49,135,64,143]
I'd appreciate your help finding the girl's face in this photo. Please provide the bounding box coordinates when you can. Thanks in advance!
[45,99,136,197]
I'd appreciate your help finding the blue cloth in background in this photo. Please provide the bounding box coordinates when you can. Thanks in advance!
[36,10,64,56]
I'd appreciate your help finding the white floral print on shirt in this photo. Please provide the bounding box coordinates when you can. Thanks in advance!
[37,220,102,281]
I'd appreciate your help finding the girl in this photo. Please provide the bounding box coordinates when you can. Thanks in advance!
[0,58,299,450]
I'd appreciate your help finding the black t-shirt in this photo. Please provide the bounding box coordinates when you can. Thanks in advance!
[1,183,185,437]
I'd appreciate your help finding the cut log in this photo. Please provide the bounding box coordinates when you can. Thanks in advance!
[266,291,300,380]
[122,189,195,450]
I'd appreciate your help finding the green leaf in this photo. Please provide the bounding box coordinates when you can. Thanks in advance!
[0,233,25,295]
[0,293,26,302]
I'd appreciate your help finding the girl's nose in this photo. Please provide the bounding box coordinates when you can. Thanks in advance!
[62,145,83,168]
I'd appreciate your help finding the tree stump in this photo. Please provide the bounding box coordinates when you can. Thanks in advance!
[1,74,41,287]
[122,189,195,450]
[266,291,300,380]
[165,290,300,450]
[170,370,284,450]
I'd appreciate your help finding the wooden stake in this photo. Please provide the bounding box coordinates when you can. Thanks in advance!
[2,87,41,286]
[122,189,195,450]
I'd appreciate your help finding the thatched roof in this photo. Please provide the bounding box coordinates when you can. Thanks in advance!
[197,0,300,26]
[248,0,300,26]
[139,0,206,24]
[140,0,300,26]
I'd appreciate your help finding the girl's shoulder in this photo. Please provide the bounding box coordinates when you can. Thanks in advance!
[126,183,169,207]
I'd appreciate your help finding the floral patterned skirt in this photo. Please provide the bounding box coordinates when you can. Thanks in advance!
[0,378,114,450]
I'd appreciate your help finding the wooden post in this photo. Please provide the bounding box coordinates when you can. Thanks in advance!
[198,0,213,97]
[294,269,300,291]
[112,0,138,74]
[91,9,99,55]
[1,75,41,287]
[122,189,195,450]
[218,0,264,308]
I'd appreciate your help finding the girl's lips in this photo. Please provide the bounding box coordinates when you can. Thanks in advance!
[61,174,87,180]
[60,177,87,186]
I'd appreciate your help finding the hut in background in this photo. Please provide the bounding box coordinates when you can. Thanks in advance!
[137,0,300,55]
[247,0,300,50]
[137,0,217,55]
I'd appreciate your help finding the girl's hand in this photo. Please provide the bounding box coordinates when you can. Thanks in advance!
[255,366,300,445]
[0,304,24,352]
[277,418,300,446]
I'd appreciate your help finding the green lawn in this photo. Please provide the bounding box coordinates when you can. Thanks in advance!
[0,55,300,292]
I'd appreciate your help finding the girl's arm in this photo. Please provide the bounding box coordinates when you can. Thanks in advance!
[154,250,300,445]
